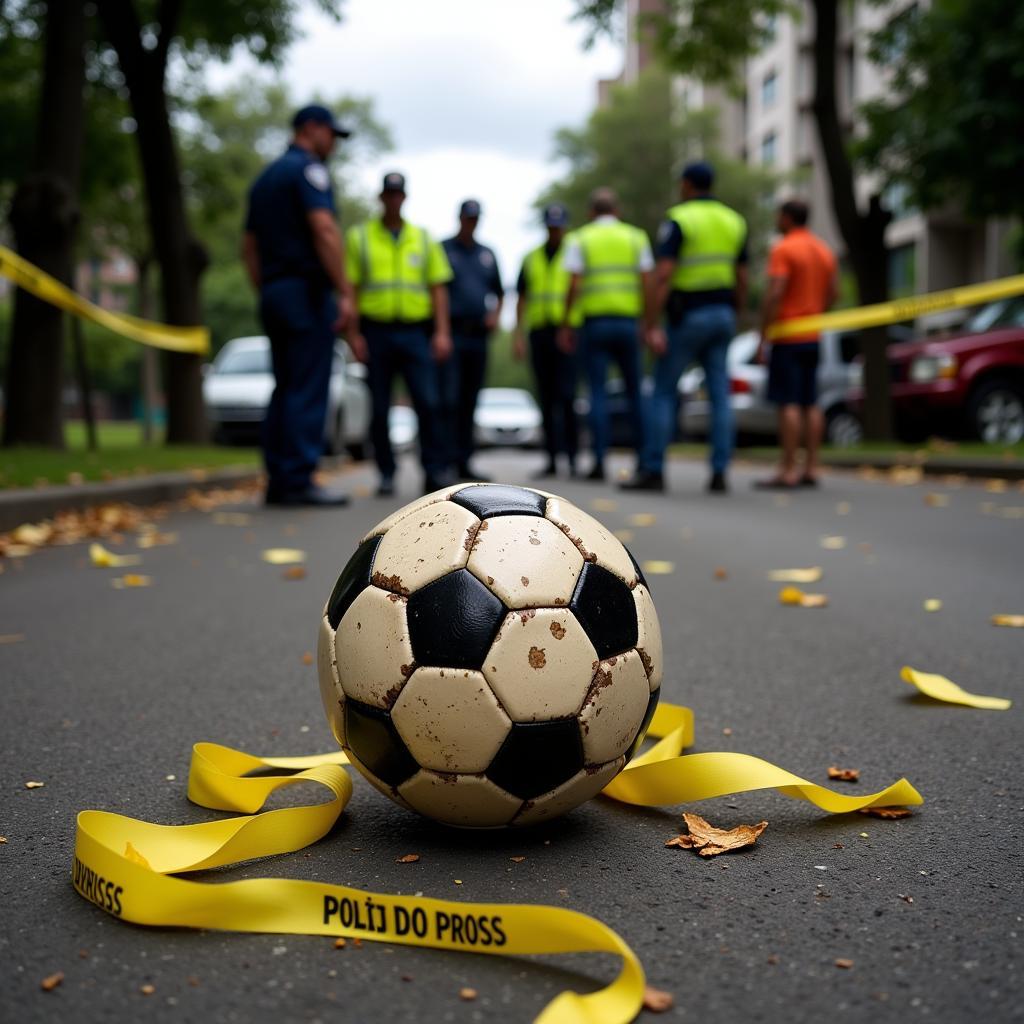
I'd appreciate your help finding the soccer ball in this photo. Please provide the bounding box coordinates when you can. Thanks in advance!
[317,483,663,827]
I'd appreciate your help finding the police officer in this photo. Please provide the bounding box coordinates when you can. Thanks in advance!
[558,187,655,482]
[513,203,580,479]
[440,200,504,481]
[626,161,748,494]
[345,173,453,496]
[242,104,356,506]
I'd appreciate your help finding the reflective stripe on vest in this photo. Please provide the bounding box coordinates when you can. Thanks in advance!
[667,200,746,293]
[353,220,433,322]
[523,243,581,329]
[575,221,645,319]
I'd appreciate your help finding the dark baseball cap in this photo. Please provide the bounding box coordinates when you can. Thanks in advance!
[382,172,406,193]
[681,160,714,189]
[459,199,481,218]
[543,203,570,227]
[292,104,351,138]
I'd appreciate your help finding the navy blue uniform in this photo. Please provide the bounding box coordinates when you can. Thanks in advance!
[245,145,338,498]
[439,237,504,472]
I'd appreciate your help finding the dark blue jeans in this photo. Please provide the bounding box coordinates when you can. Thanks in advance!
[580,316,643,463]
[436,334,487,469]
[530,327,578,461]
[259,278,335,496]
[641,303,736,475]
[363,320,444,480]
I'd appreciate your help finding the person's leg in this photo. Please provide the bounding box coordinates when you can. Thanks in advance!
[398,326,446,484]
[363,322,397,483]
[581,320,610,475]
[804,405,824,480]
[555,345,580,470]
[259,285,289,498]
[435,343,460,475]
[778,405,801,480]
[610,319,645,463]
[697,305,736,482]
[798,343,823,482]
[638,322,690,476]
[530,329,559,470]
[456,342,487,473]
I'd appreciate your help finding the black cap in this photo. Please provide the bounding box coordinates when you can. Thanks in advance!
[459,199,481,218]
[543,203,570,228]
[292,104,351,138]
[681,160,714,190]
[382,172,406,194]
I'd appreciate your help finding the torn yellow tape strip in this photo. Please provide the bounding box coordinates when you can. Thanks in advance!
[0,244,209,355]
[901,666,1011,710]
[767,272,1024,341]
[72,702,921,1024]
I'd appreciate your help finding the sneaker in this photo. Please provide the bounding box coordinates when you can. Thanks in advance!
[457,463,491,482]
[377,477,395,497]
[707,471,728,494]
[585,463,606,482]
[619,471,665,493]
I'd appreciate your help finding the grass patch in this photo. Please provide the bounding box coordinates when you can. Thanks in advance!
[0,420,259,490]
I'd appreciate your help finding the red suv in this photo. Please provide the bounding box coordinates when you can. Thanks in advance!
[850,297,1024,443]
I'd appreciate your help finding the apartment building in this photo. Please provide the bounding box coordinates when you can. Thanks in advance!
[608,0,1014,304]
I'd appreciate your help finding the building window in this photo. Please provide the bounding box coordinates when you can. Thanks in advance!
[883,180,918,221]
[888,242,917,298]
[761,130,777,166]
[761,70,777,108]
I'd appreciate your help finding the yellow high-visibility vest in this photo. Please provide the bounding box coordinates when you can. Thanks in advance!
[665,199,746,292]
[522,241,582,329]
[574,221,648,319]
[346,220,451,322]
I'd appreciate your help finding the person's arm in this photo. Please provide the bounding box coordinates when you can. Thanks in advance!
[484,251,504,331]
[241,231,261,291]
[307,209,354,328]
[557,274,581,354]
[342,225,367,362]
[513,264,528,360]
[758,275,788,364]
[430,284,452,361]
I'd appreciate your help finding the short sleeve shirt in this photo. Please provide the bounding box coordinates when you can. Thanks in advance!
[767,228,837,342]
[561,216,654,275]
[442,237,504,321]
[245,145,336,286]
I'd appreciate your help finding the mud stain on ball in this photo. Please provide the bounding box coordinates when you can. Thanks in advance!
[528,646,547,669]
[549,621,566,640]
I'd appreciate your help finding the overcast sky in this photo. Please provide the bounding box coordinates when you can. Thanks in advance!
[213,0,623,293]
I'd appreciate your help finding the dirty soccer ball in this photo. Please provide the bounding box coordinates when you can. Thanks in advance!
[317,483,663,827]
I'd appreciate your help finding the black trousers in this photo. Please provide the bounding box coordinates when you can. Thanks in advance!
[529,326,578,461]
[437,336,488,469]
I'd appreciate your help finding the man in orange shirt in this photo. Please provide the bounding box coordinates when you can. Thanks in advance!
[756,200,838,488]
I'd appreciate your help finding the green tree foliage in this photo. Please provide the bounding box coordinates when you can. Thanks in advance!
[858,0,1024,246]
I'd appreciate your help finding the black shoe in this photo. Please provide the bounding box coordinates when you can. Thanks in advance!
[708,472,728,494]
[423,476,451,495]
[377,477,395,497]
[272,485,349,507]
[457,463,491,482]
[585,463,605,482]
[619,471,665,493]
[532,462,558,480]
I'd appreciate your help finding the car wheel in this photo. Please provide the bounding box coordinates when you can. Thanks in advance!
[967,378,1024,444]
[825,408,863,448]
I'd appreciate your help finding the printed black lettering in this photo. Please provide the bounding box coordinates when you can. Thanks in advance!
[435,911,451,940]
[113,886,123,916]
[411,908,428,938]
[104,880,115,912]
[478,916,492,946]
[340,898,354,928]
[394,906,410,936]
[491,916,507,947]
[464,915,479,945]
[450,915,464,944]
[323,895,339,924]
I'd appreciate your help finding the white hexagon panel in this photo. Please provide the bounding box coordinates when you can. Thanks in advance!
[578,650,651,764]
[335,586,414,708]
[467,514,583,608]
[545,496,638,587]
[361,486,456,542]
[391,667,511,774]
[397,771,523,828]
[484,609,598,722]
[633,583,663,690]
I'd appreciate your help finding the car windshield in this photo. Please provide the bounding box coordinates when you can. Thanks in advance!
[481,391,532,408]
[215,346,270,375]
[965,297,1024,333]
[728,332,760,366]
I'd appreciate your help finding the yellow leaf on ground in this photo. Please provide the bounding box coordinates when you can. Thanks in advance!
[778,586,828,608]
[137,532,177,549]
[924,492,950,507]
[25,780,45,789]
[13,523,52,546]
[642,560,675,575]
[923,599,942,612]
[89,543,141,568]
[768,567,823,583]
[820,535,846,550]
[261,548,306,565]
[835,501,851,516]
[665,813,768,857]
[629,513,657,527]
[992,614,1024,628]
[112,574,152,588]
[985,478,1008,493]
[901,665,1011,710]
[590,498,617,512]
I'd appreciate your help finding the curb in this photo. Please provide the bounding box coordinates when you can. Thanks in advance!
[743,452,1024,481]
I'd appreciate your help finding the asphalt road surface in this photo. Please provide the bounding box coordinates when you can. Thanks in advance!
[2,451,1022,1023]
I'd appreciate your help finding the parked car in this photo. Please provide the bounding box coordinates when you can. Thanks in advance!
[474,388,543,448]
[679,329,865,446]
[574,376,679,450]
[849,297,1024,443]
[388,404,418,453]
[203,336,371,457]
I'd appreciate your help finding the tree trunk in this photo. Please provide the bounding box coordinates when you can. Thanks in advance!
[811,0,893,440]
[98,0,209,445]
[2,1,87,448]
[135,254,160,443]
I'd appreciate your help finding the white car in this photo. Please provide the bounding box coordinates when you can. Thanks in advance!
[203,335,371,458]
[474,388,543,448]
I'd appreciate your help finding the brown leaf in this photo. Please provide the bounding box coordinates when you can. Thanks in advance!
[667,813,768,857]
[0,633,25,645]
[459,987,478,1001]
[40,972,64,991]
[396,853,420,863]
[642,986,675,1012]
[334,938,347,948]
[859,806,911,819]
[301,652,314,666]
[282,566,307,580]
[140,983,156,996]
[510,855,526,863]
[835,958,854,969]
[828,766,860,782]
[713,567,728,580]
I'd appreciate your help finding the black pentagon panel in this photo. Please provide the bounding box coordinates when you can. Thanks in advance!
[570,561,639,660]
[627,546,647,590]
[624,687,661,764]
[344,700,418,787]
[486,719,583,800]
[451,484,546,520]
[406,568,505,669]
[327,535,382,629]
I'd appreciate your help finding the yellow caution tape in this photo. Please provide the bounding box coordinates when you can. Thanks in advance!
[0,244,209,354]
[901,665,1012,710]
[72,701,922,1024]
[767,272,1024,341]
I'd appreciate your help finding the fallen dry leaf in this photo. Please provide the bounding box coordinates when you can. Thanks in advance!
[992,614,1024,628]
[923,599,943,612]
[828,767,860,782]
[779,586,829,608]
[334,937,347,948]
[137,531,177,549]
[820,535,847,550]
[835,958,854,970]
[889,465,923,485]
[768,567,822,583]
[666,813,768,857]
[282,566,307,580]
[261,548,306,565]
[835,501,851,516]
[0,633,25,645]
[40,972,64,992]
[459,987,478,1001]
[140,983,155,996]
[985,478,1008,493]
[613,529,634,543]
[713,567,728,580]
[396,853,420,863]
[898,893,914,904]
[643,560,675,575]
[590,498,617,512]
[629,513,657,527]
[642,986,675,1013]
[510,856,526,863]
[923,493,949,508]
[301,652,314,666]
[89,543,142,568]
[0,836,7,843]
[25,780,45,789]
[859,807,912,819]
[112,574,152,589]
